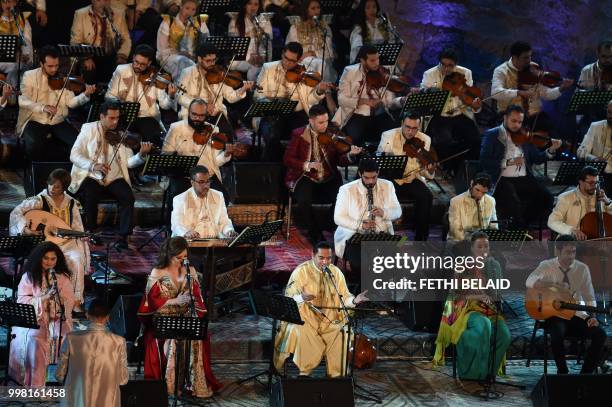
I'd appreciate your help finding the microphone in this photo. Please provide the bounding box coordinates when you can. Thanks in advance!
[253,15,262,28]
[313,15,322,28]
[182,258,190,274]
[187,16,194,26]
[323,265,333,279]
[378,12,388,24]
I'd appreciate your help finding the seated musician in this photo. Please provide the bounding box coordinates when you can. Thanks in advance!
[480,104,561,229]
[283,104,362,245]
[69,101,153,250]
[9,168,89,312]
[106,44,177,147]
[0,0,33,90]
[18,45,95,162]
[349,0,396,64]
[578,39,612,91]
[334,44,404,146]
[421,48,482,173]
[274,241,369,377]
[71,0,132,84]
[254,41,332,161]
[162,98,231,203]
[576,100,612,197]
[156,0,208,81]
[548,166,612,240]
[434,231,510,380]
[170,165,235,239]
[526,235,607,374]
[111,0,150,29]
[334,158,401,270]
[377,112,434,241]
[491,41,573,133]
[447,172,498,242]
[177,43,254,138]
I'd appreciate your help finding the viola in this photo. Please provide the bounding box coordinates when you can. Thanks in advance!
[138,67,187,93]
[349,333,377,369]
[48,74,87,93]
[205,65,258,90]
[402,136,438,167]
[442,71,482,107]
[285,64,326,88]
[365,66,412,94]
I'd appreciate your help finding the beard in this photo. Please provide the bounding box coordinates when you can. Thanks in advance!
[188,117,206,132]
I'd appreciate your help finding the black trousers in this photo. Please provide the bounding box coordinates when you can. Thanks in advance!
[292,176,343,241]
[259,110,309,161]
[494,176,553,229]
[427,114,480,173]
[343,112,396,146]
[130,117,165,147]
[393,180,433,241]
[76,177,135,236]
[545,316,607,374]
[23,121,79,162]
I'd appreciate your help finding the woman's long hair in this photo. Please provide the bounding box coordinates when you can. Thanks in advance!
[300,0,320,22]
[236,0,262,37]
[155,237,189,269]
[354,0,381,43]
[25,241,71,289]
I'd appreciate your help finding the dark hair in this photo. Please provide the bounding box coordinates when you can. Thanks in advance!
[578,165,599,181]
[555,234,576,253]
[47,168,71,191]
[472,172,491,188]
[504,104,524,116]
[196,42,218,58]
[313,241,333,253]
[190,165,209,180]
[87,298,111,318]
[510,41,532,57]
[308,104,328,118]
[470,230,489,243]
[133,44,155,62]
[439,47,458,63]
[354,0,381,51]
[358,44,378,60]
[401,110,421,122]
[358,158,379,174]
[300,0,321,21]
[597,39,612,53]
[100,100,121,116]
[38,45,59,63]
[236,0,262,37]
[155,237,189,269]
[283,42,304,59]
[25,241,71,289]
[189,98,207,110]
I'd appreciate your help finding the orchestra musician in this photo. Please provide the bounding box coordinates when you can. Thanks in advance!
[283,104,362,245]
[526,235,607,374]
[69,100,153,251]
[547,166,612,240]
[480,104,561,229]
[170,165,235,239]
[447,172,498,242]
[578,39,612,91]
[349,0,396,64]
[274,241,369,377]
[156,0,209,81]
[106,44,177,147]
[377,112,434,241]
[70,0,132,84]
[0,0,33,89]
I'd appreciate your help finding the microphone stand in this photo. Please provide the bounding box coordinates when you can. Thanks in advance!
[103,8,122,58]
[314,17,327,82]
[182,259,196,396]
[49,270,66,366]
[12,7,26,103]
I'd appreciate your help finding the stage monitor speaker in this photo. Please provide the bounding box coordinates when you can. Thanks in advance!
[397,300,444,333]
[228,162,285,204]
[28,161,72,197]
[109,294,143,341]
[531,374,611,406]
[270,377,355,407]
[121,380,167,407]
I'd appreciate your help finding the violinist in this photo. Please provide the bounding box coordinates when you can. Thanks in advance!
[377,112,434,241]
[283,105,362,245]
[156,0,209,81]
[18,45,95,162]
[578,39,612,91]
[177,43,254,138]
[106,44,177,147]
[548,166,612,240]
[480,104,560,229]
[71,0,131,84]
[69,101,153,251]
[162,98,231,205]
[421,48,482,173]
[577,100,612,197]
[334,44,405,146]
[255,41,333,161]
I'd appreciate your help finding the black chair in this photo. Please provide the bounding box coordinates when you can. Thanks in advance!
[525,319,585,374]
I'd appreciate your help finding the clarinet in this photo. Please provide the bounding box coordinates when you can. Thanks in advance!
[366,185,375,233]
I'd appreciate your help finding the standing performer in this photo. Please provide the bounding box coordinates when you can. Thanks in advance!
[349,0,396,64]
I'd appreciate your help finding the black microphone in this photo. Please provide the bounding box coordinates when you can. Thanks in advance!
[313,15,322,28]
[49,267,57,283]
[182,258,190,276]
[187,16,194,26]
[323,265,333,279]
[378,12,388,24]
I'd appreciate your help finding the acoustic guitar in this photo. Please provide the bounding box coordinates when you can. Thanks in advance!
[525,287,611,320]
[24,209,90,246]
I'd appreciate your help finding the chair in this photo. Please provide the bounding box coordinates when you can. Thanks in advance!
[525,320,585,374]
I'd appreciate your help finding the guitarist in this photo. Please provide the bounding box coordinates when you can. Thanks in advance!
[526,235,606,374]
[8,169,89,314]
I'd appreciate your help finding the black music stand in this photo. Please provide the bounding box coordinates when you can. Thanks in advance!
[228,219,283,248]
[154,315,208,407]
[244,99,298,119]
[200,36,250,61]
[553,160,607,192]
[87,101,141,124]
[371,155,407,180]
[198,0,241,14]
[58,44,106,58]
[0,35,18,62]
[567,90,612,113]
[0,301,39,385]
[347,232,402,245]
[0,235,45,299]
[401,89,450,117]
[238,291,304,390]
[374,42,403,66]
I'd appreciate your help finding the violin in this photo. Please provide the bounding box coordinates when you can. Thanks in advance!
[205,65,257,90]
[48,74,87,93]
[192,124,249,158]
[285,64,325,88]
[402,136,438,167]
[105,129,143,149]
[138,67,187,93]
[316,123,354,154]
[442,71,482,107]
[366,66,413,94]
[518,62,564,88]
[508,127,571,151]
[192,122,216,145]
[349,333,377,369]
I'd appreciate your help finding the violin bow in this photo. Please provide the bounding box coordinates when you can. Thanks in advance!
[403,148,470,179]
[49,57,79,121]
[209,54,237,109]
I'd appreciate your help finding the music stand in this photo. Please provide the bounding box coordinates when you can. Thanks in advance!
[154,315,207,407]
[58,44,106,58]
[0,301,39,385]
[228,219,283,247]
[198,0,240,14]
[0,235,45,299]
[374,42,403,66]
[401,89,450,117]
[371,155,408,180]
[87,101,141,124]
[200,36,250,61]
[553,161,607,193]
[244,99,299,119]
[347,232,402,245]
[567,90,612,113]
[0,35,18,63]
[238,291,303,389]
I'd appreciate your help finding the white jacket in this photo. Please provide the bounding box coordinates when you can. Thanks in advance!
[70,5,131,58]
[547,187,612,236]
[69,121,145,193]
[576,120,612,173]
[447,191,497,241]
[171,187,234,237]
[333,179,402,258]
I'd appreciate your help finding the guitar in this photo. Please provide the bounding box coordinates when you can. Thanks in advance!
[524,287,611,320]
[24,210,91,247]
